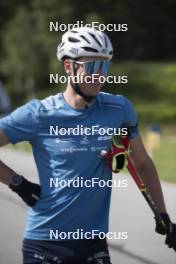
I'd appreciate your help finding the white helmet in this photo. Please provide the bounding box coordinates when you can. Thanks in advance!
[57,27,113,61]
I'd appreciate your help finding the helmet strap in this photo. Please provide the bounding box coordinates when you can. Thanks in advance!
[70,62,96,103]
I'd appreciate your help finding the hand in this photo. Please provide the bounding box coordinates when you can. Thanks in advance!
[155,213,176,251]
[100,136,129,173]
[9,175,41,207]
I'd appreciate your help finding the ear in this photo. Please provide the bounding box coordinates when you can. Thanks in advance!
[64,59,72,75]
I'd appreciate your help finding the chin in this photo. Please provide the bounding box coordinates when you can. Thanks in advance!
[89,85,101,94]
[86,83,102,89]
[80,83,102,96]
[91,89,102,97]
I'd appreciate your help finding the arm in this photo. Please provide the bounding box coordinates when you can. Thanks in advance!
[107,132,176,250]
[0,101,42,207]
[130,135,176,251]
[130,135,167,213]
[118,96,176,249]
[0,128,40,206]
[0,129,16,185]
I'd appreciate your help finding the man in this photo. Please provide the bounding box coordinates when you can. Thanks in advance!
[0,27,175,264]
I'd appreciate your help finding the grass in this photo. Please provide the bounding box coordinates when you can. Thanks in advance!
[11,141,32,152]
[153,136,176,183]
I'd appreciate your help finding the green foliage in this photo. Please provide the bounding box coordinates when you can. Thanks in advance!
[0,1,176,123]
[106,62,176,124]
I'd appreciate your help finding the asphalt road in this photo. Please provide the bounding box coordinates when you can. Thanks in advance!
[0,147,176,264]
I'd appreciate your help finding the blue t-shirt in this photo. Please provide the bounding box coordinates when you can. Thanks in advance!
[0,92,139,240]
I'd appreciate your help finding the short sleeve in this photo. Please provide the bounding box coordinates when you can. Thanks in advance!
[0,99,40,144]
[122,97,139,139]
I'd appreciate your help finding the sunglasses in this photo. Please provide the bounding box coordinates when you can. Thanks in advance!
[74,60,112,77]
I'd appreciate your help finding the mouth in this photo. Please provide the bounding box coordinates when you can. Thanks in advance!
[83,75,104,86]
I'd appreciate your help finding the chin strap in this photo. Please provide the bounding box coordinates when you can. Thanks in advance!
[70,62,96,103]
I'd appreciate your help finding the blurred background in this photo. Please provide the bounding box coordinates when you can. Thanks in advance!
[0,0,176,182]
[0,1,176,263]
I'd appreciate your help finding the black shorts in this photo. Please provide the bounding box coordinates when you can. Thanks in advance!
[22,237,112,264]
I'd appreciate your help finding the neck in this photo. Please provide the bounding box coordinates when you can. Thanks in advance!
[63,84,95,109]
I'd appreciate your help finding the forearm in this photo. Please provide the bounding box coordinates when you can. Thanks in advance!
[136,158,167,213]
[0,160,16,185]
[0,159,41,206]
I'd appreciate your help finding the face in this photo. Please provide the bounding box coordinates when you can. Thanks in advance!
[64,56,111,97]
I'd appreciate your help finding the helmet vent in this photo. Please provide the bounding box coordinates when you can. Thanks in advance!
[80,35,90,44]
[60,42,65,48]
[68,37,80,43]
[83,47,98,53]
[89,33,102,47]
[104,36,108,48]
[70,30,79,33]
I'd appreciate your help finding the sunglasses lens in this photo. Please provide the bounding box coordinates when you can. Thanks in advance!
[84,60,111,77]
[101,61,111,76]
[85,61,95,75]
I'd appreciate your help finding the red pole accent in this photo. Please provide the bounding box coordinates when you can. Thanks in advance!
[120,136,144,189]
